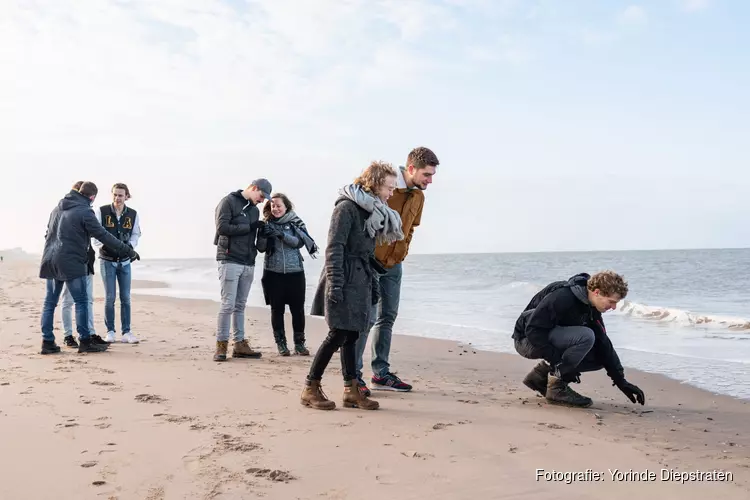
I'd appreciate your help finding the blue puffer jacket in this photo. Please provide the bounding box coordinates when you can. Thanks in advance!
[256,221,305,274]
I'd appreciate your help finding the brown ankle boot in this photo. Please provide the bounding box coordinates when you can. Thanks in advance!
[232,339,262,359]
[343,380,379,410]
[545,375,593,408]
[300,380,336,410]
[213,341,228,362]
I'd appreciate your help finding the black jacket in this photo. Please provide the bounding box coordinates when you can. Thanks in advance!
[40,190,132,282]
[214,190,261,266]
[513,273,625,384]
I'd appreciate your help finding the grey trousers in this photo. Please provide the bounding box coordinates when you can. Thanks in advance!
[216,262,254,342]
[548,326,598,374]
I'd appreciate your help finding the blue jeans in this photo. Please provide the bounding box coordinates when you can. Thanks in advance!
[216,262,254,342]
[355,263,402,379]
[101,260,132,334]
[41,277,90,342]
[62,274,95,337]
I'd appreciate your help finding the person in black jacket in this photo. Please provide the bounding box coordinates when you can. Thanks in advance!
[39,182,139,355]
[513,271,645,408]
[212,178,272,362]
[60,180,106,349]
[302,161,404,411]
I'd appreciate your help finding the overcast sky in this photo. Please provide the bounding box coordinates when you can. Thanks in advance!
[2,0,748,258]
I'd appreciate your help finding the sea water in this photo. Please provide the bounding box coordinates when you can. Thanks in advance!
[132,249,750,400]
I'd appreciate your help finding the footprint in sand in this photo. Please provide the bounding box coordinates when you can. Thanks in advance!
[246,468,296,483]
[215,434,262,453]
[134,394,166,404]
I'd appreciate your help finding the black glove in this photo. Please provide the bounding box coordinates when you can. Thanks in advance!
[329,286,343,304]
[371,292,380,306]
[252,220,266,231]
[128,249,141,261]
[615,380,645,405]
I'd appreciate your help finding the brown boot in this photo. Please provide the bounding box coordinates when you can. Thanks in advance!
[343,380,379,410]
[213,341,228,362]
[232,339,262,359]
[300,380,336,410]
[545,375,593,408]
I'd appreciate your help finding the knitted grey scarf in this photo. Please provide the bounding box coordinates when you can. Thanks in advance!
[339,184,404,245]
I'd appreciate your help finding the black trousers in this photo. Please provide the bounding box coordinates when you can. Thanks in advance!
[307,329,359,382]
[261,269,306,344]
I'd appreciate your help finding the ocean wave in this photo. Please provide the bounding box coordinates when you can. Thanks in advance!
[616,300,750,331]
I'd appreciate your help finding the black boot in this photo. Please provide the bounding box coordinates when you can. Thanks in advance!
[522,361,551,396]
[63,336,79,348]
[274,331,290,356]
[78,338,108,354]
[293,332,310,356]
[40,340,61,355]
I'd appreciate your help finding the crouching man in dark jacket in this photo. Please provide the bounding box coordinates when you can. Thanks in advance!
[39,182,139,355]
[513,271,645,408]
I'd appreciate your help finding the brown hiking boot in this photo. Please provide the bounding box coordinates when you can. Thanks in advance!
[545,375,593,408]
[300,380,336,410]
[232,339,262,359]
[213,341,228,362]
[523,361,551,396]
[342,380,379,410]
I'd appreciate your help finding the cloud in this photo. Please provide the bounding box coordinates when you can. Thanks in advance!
[465,35,532,65]
[0,0,476,155]
[678,0,711,12]
[618,5,648,26]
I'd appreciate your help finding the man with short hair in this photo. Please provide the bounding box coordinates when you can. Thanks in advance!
[60,180,106,348]
[212,179,272,362]
[355,147,439,394]
[40,181,140,354]
[513,271,645,408]
[94,183,142,344]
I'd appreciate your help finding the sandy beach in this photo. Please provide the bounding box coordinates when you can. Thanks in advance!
[0,260,748,500]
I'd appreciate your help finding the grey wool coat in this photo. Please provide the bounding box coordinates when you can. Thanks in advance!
[310,196,380,332]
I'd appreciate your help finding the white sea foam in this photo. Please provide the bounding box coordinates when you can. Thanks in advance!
[616,300,750,331]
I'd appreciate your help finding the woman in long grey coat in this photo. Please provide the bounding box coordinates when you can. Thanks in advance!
[301,161,404,411]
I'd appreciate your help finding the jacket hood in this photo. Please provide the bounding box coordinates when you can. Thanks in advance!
[60,190,91,211]
[567,273,591,305]
[231,190,255,207]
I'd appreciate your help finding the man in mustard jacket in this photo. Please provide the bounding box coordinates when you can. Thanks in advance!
[355,147,439,394]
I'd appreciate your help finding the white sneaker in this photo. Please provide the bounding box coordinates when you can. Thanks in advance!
[105,331,117,343]
[123,333,139,344]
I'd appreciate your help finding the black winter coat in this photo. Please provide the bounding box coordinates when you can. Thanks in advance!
[40,190,132,282]
[214,190,262,266]
[512,273,626,384]
[310,197,379,332]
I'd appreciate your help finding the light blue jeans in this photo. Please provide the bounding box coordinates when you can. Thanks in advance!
[216,262,255,342]
[101,260,132,334]
[355,263,402,379]
[62,274,95,337]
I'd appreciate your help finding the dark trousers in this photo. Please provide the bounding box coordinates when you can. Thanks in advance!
[307,329,359,382]
[516,326,605,376]
[262,270,306,344]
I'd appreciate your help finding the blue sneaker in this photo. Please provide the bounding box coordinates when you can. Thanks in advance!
[357,377,371,397]
[371,373,412,392]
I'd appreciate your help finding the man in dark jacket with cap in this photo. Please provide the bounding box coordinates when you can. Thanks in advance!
[39,182,139,355]
[513,271,645,408]
[212,178,272,362]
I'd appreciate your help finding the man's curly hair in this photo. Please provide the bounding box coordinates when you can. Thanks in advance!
[353,161,398,194]
[588,271,628,298]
